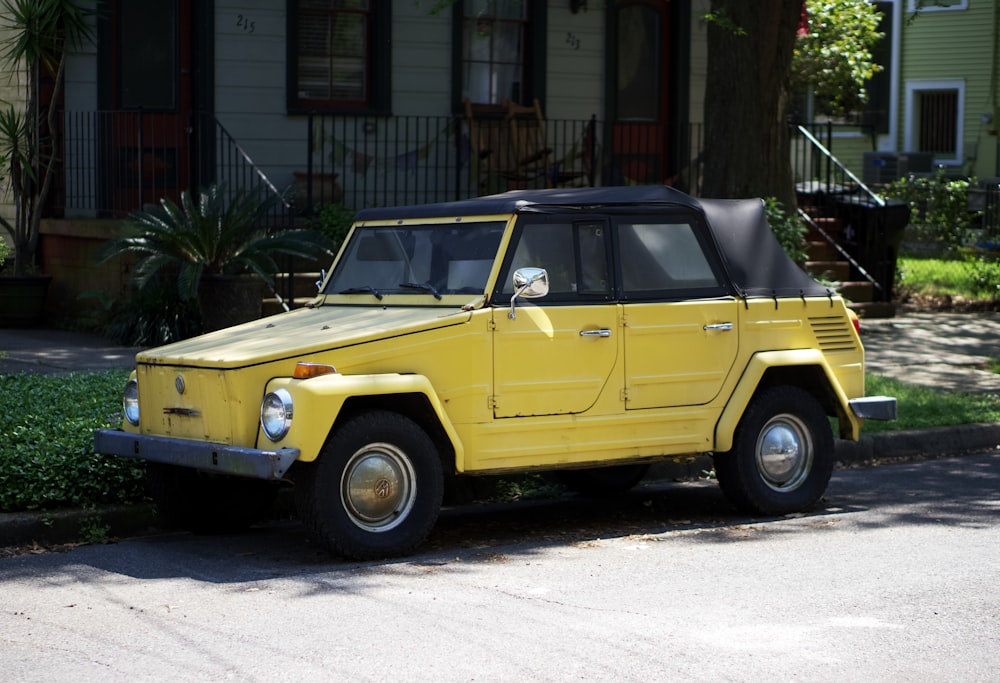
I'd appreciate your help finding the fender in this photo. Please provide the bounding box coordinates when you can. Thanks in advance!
[261,373,465,467]
[714,349,861,452]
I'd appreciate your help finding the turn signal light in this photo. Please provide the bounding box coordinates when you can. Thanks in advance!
[293,362,337,379]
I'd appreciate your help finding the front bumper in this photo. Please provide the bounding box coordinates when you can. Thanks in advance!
[93,429,300,480]
[849,395,898,421]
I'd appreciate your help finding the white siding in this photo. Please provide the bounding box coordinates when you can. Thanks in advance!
[546,5,605,120]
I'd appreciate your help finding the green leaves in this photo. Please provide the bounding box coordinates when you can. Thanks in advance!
[0,0,96,73]
[792,0,885,117]
[0,370,146,512]
[98,184,335,301]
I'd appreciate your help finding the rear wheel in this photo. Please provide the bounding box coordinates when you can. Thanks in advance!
[296,411,444,560]
[713,386,834,515]
[146,463,279,534]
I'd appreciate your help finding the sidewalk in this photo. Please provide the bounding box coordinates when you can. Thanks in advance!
[3,310,1000,547]
[0,328,140,375]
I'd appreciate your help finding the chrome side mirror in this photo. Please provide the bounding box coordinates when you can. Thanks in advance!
[509,267,549,319]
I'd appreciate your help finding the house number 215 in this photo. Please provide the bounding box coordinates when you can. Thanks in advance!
[236,14,256,34]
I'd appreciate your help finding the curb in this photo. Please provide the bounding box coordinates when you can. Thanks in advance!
[3,424,999,549]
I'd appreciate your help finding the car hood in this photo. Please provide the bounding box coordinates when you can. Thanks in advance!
[135,305,473,370]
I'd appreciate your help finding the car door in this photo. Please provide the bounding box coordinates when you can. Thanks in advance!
[491,217,621,418]
[617,215,739,410]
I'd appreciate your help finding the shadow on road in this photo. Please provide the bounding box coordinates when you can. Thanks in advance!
[2,453,996,587]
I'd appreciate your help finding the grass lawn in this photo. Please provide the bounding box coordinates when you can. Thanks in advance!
[862,373,1000,434]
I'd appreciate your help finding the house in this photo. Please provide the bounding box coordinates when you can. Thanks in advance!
[808,0,999,185]
[7,0,994,321]
[1,0,719,320]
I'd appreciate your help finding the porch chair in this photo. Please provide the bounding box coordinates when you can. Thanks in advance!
[464,97,557,194]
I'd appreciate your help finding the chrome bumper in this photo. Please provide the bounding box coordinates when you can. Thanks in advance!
[93,429,300,480]
[849,395,898,421]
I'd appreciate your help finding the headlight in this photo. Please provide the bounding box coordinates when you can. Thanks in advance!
[261,388,293,441]
[123,378,140,426]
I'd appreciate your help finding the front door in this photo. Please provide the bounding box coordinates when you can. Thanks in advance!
[99,0,195,214]
[609,0,672,185]
[491,217,620,418]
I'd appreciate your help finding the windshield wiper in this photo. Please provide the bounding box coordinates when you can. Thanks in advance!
[400,282,442,300]
[339,286,383,300]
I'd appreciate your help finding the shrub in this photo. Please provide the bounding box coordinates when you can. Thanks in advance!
[0,370,146,512]
[884,174,975,253]
[764,197,808,264]
[306,202,355,256]
[96,277,202,346]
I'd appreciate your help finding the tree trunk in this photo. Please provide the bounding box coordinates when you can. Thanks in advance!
[701,0,801,211]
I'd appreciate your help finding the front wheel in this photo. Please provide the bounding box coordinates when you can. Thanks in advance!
[713,386,834,515]
[296,411,444,560]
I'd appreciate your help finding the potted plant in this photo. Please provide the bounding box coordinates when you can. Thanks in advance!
[0,0,95,326]
[97,184,335,333]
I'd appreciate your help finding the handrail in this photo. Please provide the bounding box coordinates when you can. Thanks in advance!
[796,124,885,207]
[205,113,291,210]
[797,208,883,293]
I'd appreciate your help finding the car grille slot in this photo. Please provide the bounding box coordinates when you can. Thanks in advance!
[809,316,857,352]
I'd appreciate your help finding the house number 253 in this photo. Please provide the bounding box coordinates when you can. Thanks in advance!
[236,14,256,34]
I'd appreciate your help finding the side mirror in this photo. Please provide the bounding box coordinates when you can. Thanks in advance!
[509,267,549,319]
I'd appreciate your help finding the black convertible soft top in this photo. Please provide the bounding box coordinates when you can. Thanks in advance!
[354,186,830,299]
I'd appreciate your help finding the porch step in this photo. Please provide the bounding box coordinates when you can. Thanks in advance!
[806,240,839,261]
[262,272,323,316]
[805,260,851,282]
[849,301,896,319]
[805,215,843,241]
[837,280,875,304]
[274,271,324,300]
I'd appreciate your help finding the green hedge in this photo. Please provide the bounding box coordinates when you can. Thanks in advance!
[0,370,146,512]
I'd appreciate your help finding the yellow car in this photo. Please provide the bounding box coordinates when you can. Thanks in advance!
[94,186,895,559]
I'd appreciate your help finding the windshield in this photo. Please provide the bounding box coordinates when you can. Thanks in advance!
[325,222,505,298]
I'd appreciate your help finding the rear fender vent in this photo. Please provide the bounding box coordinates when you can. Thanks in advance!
[809,316,858,353]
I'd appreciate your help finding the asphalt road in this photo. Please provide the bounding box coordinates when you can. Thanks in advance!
[1,452,998,682]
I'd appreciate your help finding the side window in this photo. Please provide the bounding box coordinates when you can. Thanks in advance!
[497,220,611,300]
[618,221,722,295]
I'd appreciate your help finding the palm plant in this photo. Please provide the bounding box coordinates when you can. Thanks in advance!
[0,0,95,276]
[98,184,335,330]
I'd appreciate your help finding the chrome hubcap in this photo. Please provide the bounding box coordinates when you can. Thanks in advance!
[341,443,416,532]
[755,413,813,492]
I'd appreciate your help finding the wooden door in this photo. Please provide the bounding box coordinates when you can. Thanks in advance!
[101,0,193,214]
[610,0,671,185]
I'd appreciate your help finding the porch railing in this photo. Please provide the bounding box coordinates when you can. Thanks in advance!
[61,110,292,229]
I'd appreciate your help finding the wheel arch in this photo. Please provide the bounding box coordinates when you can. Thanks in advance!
[336,392,457,475]
[714,350,860,452]
[264,373,465,471]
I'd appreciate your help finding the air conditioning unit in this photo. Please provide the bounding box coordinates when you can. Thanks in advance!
[862,151,935,184]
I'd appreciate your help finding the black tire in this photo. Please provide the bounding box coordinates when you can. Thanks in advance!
[295,411,444,560]
[558,464,650,497]
[713,386,834,515]
[146,462,279,534]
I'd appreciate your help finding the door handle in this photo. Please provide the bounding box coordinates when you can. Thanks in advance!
[703,322,733,331]
[580,329,612,338]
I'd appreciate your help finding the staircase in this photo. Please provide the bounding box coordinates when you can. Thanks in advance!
[793,125,901,318]
[263,255,327,317]
[798,205,891,316]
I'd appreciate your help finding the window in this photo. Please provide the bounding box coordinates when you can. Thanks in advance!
[618,221,722,295]
[908,0,966,12]
[456,0,545,109]
[497,220,611,300]
[905,79,965,165]
[288,0,390,114]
